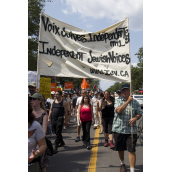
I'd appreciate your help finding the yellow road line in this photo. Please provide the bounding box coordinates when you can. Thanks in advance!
[88,128,100,172]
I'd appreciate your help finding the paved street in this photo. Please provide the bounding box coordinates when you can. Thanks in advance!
[47,118,143,172]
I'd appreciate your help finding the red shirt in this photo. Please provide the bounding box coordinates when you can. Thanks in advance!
[80,104,92,122]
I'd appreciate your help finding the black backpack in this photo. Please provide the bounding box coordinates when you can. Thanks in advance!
[45,137,53,156]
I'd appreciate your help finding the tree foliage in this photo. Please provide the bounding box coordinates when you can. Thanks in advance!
[28,0,44,71]
[106,47,143,92]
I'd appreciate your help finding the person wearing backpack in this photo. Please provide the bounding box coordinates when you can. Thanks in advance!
[48,90,68,154]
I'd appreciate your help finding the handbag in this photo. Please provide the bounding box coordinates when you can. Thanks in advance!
[45,137,53,156]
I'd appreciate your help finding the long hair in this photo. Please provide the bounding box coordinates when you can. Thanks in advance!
[28,101,35,126]
[81,95,90,105]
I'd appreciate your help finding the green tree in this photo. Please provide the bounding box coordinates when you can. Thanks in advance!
[28,0,44,71]
[107,82,129,93]
[131,46,143,91]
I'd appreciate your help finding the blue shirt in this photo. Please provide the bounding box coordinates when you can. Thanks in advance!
[112,96,143,134]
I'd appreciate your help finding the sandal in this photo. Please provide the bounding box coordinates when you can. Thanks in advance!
[99,131,103,134]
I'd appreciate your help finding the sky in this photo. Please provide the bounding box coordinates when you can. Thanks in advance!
[43,0,143,91]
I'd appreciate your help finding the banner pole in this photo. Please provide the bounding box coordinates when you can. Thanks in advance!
[36,11,42,89]
[127,17,133,148]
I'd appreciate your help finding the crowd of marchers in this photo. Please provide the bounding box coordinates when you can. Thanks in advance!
[28,82,142,172]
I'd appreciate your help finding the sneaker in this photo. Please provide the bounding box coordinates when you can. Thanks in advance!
[104,139,108,147]
[110,141,115,149]
[93,126,97,130]
[64,126,66,130]
[58,141,65,147]
[53,149,58,154]
[53,145,58,154]
[87,145,91,150]
[120,164,126,172]
[75,136,80,142]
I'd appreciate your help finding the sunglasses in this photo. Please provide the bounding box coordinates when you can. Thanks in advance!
[30,98,39,100]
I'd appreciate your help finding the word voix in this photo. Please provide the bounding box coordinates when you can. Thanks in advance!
[41,16,130,47]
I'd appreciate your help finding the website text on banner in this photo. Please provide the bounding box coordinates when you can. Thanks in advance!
[39,77,51,98]
[37,12,131,82]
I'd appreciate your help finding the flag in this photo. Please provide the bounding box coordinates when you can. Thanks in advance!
[69,88,74,94]
[81,78,87,90]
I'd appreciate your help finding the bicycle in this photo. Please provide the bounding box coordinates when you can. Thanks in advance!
[137,116,143,145]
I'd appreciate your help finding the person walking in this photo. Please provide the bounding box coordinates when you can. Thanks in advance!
[96,92,104,134]
[74,90,87,142]
[91,91,99,129]
[112,84,142,172]
[71,93,78,123]
[62,93,68,130]
[97,90,115,149]
[30,93,49,172]
[48,90,68,154]
[78,95,94,149]
[28,101,47,172]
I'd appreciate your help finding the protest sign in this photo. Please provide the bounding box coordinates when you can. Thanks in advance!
[28,71,40,88]
[64,82,73,90]
[37,12,131,82]
[39,77,51,98]
[51,83,56,92]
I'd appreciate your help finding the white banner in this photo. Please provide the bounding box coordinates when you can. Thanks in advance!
[37,12,131,82]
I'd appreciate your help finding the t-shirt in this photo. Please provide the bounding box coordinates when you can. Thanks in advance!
[92,97,99,107]
[72,96,78,109]
[28,121,45,157]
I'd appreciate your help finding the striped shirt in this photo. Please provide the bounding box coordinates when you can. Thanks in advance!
[112,96,143,134]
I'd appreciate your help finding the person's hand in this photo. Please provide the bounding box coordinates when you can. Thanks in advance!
[48,118,50,125]
[92,119,95,125]
[64,120,68,126]
[28,150,36,164]
[75,113,77,118]
[129,117,137,126]
[127,96,133,103]
[79,120,82,125]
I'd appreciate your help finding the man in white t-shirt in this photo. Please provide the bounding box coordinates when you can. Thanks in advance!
[91,91,99,129]
[75,90,89,142]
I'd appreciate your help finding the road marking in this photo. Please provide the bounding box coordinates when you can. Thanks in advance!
[88,128,100,172]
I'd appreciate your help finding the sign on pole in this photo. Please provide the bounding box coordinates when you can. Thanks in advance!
[39,77,51,98]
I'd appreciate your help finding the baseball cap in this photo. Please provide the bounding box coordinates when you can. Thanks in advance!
[121,84,130,90]
[51,91,55,94]
[30,93,44,102]
[28,82,36,87]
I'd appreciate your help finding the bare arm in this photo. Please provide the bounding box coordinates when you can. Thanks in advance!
[48,100,54,122]
[63,101,68,125]
[71,101,73,111]
[116,96,133,114]
[42,113,48,135]
[78,104,81,123]
[97,101,102,111]
[75,105,78,118]
[28,137,47,163]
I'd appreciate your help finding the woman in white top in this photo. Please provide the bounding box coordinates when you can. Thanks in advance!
[28,101,47,172]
